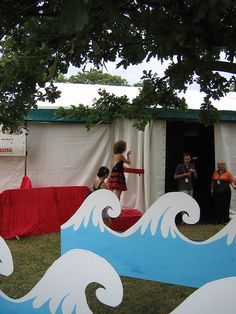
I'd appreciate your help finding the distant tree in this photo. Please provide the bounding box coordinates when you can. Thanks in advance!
[55,74,68,83]
[133,82,143,87]
[55,69,129,86]
[0,1,235,130]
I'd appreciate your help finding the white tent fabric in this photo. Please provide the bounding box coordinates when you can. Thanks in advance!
[0,157,24,189]
[0,119,166,211]
[0,83,235,213]
[214,123,236,219]
[1,119,165,211]
[26,122,111,188]
[179,90,236,111]
[146,120,166,207]
[1,119,235,216]
[37,83,236,111]
[37,83,139,109]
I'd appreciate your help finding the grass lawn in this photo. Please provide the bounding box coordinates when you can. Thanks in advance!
[0,224,223,313]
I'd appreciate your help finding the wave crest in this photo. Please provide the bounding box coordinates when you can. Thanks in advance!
[62,190,121,232]
[171,276,236,314]
[62,191,201,239]
[0,236,13,276]
[136,192,200,238]
[20,249,123,314]
[203,216,236,245]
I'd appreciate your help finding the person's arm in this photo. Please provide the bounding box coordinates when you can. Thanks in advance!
[211,179,214,195]
[211,171,217,195]
[189,169,197,178]
[231,182,236,189]
[228,172,236,189]
[174,165,191,180]
[174,172,191,180]
[121,151,131,165]
[189,165,197,178]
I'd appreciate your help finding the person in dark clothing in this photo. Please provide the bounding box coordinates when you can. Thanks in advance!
[93,166,110,191]
[174,153,198,224]
[174,153,197,197]
[92,166,111,226]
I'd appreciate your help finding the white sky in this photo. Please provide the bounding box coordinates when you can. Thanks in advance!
[100,58,169,84]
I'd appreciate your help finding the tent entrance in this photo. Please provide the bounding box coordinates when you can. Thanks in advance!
[165,121,215,222]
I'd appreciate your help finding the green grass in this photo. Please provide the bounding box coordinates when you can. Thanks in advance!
[1,233,60,298]
[0,224,223,313]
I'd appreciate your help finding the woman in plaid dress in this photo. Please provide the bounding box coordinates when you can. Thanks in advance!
[108,140,131,200]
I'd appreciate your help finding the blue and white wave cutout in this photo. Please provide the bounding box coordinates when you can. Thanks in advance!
[62,190,236,288]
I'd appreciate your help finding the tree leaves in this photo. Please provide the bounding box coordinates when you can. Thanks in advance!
[56,72,189,131]
[0,0,235,130]
[55,69,129,86]
[58,0,89,33]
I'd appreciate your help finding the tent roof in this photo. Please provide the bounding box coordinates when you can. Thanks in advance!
[37,83,236,111]
[27,83,236,123]
[37,83,138,109]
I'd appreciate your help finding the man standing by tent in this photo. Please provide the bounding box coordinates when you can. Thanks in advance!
[174,153,198,197]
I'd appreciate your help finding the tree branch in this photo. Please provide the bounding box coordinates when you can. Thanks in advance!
[201,60,236,75]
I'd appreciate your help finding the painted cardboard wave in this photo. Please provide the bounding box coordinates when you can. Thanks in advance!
[0,240,123,313]
[62,190,236,288]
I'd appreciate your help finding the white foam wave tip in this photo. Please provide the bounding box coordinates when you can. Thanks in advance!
[20,249,123,314]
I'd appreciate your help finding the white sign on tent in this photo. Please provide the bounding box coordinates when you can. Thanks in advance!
[0,132,26,156]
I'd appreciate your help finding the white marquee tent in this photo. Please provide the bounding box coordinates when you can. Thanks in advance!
[36,82,236,111]
[0,83,236,217]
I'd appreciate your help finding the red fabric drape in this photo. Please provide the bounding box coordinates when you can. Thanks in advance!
[110,209,142,232]
[20,176,32,189]
[0,186,142,239]
[0,186,90,239]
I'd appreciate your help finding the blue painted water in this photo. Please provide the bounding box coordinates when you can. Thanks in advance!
[61,191,236,288]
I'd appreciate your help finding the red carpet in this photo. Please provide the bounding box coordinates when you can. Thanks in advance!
[0,186,143,239]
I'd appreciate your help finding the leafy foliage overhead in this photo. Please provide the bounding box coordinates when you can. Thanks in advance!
[0,0,236,130]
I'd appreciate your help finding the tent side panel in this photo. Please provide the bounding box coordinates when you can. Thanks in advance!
[27,122,111,189]
[148,120,166,207]
[0,157,24,191]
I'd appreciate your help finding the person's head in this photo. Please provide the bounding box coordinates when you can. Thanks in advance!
[113,140,127,154]
[183,153,191,164]
[97,166,109,178]
[217,160,226,172]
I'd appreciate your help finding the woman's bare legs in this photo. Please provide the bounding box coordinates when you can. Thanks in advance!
[115,190,122,200]
[103,217,112,227]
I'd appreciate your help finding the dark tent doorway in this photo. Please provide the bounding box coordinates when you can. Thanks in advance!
[165,121,215,222]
